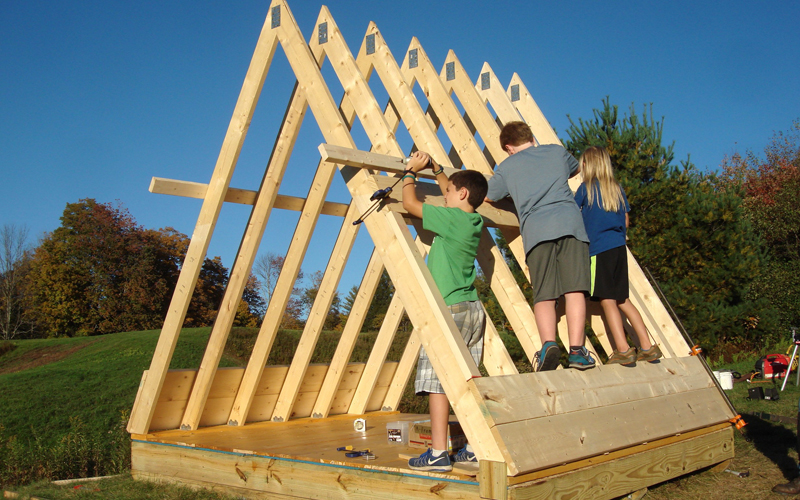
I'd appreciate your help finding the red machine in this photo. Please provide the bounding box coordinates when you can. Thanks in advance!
[756,354,791,379]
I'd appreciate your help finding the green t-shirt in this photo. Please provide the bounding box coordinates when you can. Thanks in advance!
[422,204,484,306]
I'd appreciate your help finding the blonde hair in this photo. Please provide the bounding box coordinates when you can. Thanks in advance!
[579,146,624,213]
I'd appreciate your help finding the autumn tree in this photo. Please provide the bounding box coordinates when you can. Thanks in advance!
[26,199,239,336]
[564,99,776,349]
[0,224,37,339]
[720,120,800,335]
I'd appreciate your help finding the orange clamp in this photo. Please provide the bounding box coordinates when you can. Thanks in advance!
[689,345,703,356]
[729,414,746,430]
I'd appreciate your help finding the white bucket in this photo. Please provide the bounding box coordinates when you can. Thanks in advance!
[719,371,734,390]
[712,370,721,384]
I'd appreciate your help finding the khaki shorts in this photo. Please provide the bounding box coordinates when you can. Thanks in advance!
[526,236,590,304]
[415,300,485,395]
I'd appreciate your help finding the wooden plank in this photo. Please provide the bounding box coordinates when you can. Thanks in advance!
[381,328,422,411]
[180,88,313,432]
[131,439,479,500]
[226,133,335,427]
[498,386,732,474]
[472,357,723,425]
[473,63,522,126]
[505,73,560,147]
[311,250,383,418]
[479,461,508,500]
[348,292,407,414]
[127,9,280,435]
[439,51,507,169]
[149,177,349,216]
[364,362,399,411]
[508,427,734,499]
[269,2,404,423]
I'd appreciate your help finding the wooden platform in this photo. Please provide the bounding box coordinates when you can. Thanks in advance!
[132,358,736,500]
[131,411,734,500]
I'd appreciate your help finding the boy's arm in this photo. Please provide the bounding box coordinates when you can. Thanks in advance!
[401,151,432,219]
[429,157,448,196]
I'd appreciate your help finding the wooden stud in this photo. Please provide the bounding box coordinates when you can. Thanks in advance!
[311,250,383,418]
[127,9,280,435]
[479,460,508,500]
[149,177,348,217]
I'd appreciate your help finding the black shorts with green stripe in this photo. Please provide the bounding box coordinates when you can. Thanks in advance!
[589,245,628,301]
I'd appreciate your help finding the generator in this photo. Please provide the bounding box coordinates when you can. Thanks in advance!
[756,353,790,379]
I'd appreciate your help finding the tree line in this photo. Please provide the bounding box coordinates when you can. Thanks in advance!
[2,100,798,357]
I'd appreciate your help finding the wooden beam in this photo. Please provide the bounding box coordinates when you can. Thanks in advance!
[440,51,507,169]
[473,63,522,126]
[479,460,508,500]
[506,73,561,146]
[180,83,315,431]
[311,250,383,418]
[127,8,280,435]
[149,177,349,217]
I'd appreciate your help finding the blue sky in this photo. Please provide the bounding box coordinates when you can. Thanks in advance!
[2,1,799,295]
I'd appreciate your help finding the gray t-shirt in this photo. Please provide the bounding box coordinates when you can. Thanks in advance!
[486,144,589,254]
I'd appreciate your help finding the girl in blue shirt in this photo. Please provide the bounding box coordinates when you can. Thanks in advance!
[574,146,661,364]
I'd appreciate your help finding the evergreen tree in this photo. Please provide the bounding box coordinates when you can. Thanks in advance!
[564,99,776,350]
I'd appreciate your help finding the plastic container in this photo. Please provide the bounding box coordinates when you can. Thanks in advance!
[386,421,410,445]
[719,371,734,390]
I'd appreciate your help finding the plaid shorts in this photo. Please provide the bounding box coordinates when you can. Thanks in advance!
[415,300,485,395]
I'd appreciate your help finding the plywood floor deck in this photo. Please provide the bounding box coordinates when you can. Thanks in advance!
[133,412,478,481]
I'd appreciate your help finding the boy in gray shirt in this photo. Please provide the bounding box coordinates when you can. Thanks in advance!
[485,121,594,370]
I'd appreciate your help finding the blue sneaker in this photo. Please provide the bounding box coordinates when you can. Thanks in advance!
[568,347,596,370]
[408,448,452,472]
[452,445,477,463]
[534,341,561,371]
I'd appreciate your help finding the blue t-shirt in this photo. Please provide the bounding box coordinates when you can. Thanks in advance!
[574,182,630,256]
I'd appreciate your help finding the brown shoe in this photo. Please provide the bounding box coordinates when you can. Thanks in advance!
[773,476,800,495]
[637,344,663,363]
[607,347,637,365]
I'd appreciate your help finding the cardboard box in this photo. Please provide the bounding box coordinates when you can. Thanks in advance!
[408,420,467,452]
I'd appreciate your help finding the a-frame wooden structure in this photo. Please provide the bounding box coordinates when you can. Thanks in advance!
[129,2,737,498]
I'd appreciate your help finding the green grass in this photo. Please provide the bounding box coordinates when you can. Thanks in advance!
[0,328,246,447]
[5,474,240,500]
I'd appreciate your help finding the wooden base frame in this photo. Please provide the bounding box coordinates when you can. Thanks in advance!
[131,411,734,500]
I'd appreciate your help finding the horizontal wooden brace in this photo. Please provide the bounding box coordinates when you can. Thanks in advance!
[149,177,349,217]
[319,143,465,180]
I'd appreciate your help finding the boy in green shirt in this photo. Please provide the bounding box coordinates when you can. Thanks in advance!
[401,151,488,472]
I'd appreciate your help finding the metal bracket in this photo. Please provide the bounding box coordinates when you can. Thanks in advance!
[480,72,490,90]
[271,5,281,28]
[510,84,520,102]
[272,416,284,422]
[408,49,418,69]
[318,22,328,44]
[445,61,455,81]
[366,33,375,55]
